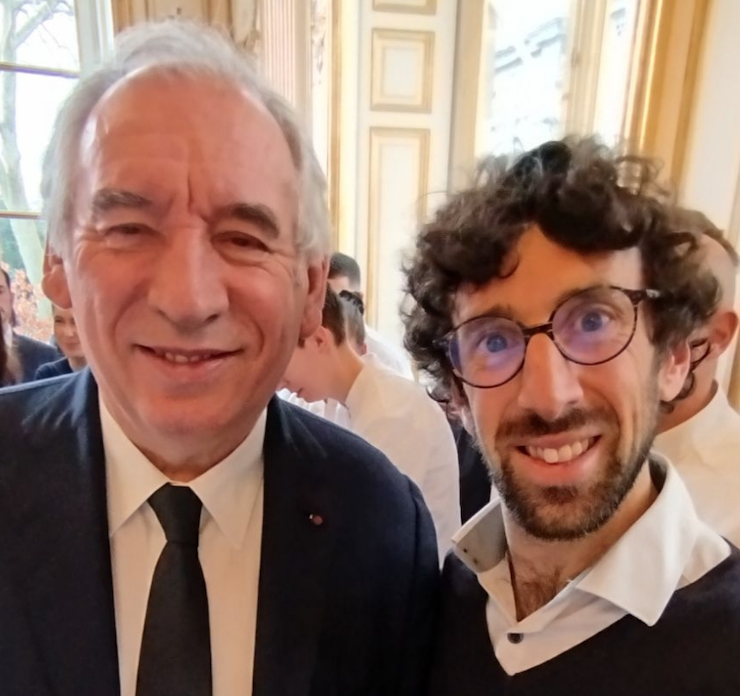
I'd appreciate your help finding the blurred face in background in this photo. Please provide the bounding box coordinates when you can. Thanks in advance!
[283,327,336,403]
[53,305,86,368]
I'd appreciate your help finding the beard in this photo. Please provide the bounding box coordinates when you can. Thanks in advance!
[475,380,660,541]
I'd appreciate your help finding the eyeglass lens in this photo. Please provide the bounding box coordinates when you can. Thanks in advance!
[450,287,640,388]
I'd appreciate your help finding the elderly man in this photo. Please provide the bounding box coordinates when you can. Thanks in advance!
[654,210,740,544]
[403,139,740,694]
[0,21,437,696]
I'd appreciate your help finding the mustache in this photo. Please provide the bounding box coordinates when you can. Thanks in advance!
[497,406,614,440]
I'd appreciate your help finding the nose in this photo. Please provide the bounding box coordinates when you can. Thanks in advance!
[516,334,583,421]
[147,229,229,332]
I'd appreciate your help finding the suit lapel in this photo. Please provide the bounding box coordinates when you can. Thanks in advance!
[252,398,337,696]
[0,371,120,695]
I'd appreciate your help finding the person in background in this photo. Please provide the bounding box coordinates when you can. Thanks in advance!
[654,209,740,544]
[35,304,87,379]
[284,286,461,562]
[403,138,740,695]
[1,322,20,386]
[0,20,438,696]
[328,252,414,378]
[0,267,59,382]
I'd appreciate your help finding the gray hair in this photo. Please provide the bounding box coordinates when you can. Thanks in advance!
[41,20,331,260]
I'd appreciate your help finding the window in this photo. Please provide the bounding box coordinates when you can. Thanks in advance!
[483,0,572,153]
[480,0,639,156]
[0,0,112,339]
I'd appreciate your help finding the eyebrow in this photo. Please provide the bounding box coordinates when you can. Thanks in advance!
[465,284,609,324]
[214,202,281,239]
[91,189,153,217]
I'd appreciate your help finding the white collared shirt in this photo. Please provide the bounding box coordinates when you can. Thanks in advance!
[345,354,461,562]
[453,457,730,675]
[364,324,414,379]
[654,386,740,546]
[103,401,266,696]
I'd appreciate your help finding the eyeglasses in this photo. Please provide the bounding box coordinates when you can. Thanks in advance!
[689,337,710,369]
[441,286,661,389]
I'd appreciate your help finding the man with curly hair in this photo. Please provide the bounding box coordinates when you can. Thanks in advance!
[403,138,740,694]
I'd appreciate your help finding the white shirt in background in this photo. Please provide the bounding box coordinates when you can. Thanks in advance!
[364,324,414,379]
[654,385,740,546]
[345,354,461,562]
[103,400,266,696]
[454,457,730,675]
[276,389,350,428]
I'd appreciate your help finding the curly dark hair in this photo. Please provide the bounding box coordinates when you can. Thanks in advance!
[402,138,720,403]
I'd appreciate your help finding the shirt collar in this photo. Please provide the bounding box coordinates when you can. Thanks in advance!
[453,456,729,626]
[654,385,735,462]
[102,400,266,549]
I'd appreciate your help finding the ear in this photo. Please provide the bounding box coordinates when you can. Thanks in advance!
[41,243,72,309]
[708,309,739,357]
[299,257,328,341]
[657,340,692,402]
[453,382,475,435]
[313,326,339,354]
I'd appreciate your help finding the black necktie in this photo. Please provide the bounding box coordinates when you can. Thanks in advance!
[136,484,212,696]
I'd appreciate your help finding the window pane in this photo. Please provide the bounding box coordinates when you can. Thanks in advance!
[593,0,639,144]
[4,1,80,72]
[6,71,78,214]
[483,0,572,154]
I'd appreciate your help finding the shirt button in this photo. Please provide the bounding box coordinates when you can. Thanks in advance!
[507,632,524,644]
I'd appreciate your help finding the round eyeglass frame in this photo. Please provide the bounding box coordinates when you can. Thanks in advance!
[439,285,662,389]
[688,336,711,369]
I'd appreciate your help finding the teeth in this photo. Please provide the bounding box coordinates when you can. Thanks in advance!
[525,438,592,464]
[159,351,212,364]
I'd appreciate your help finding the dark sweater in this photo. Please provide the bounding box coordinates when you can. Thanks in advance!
[14,333,60,382]
[428,549,740,696]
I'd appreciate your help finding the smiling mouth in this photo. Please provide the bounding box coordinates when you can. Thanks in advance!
[141,346,239,364]
[517,437,599,464]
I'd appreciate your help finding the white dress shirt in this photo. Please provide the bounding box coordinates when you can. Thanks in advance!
[277,388,350,429]
[364,324,414,378]
[102,400,266,696]
[654,386,740,546]
[345,355,461,562]
[453,457,730,675]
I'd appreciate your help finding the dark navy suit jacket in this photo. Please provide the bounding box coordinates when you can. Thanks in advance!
[34,357,74,381]
[13,332,60,382]
[0,370,439,696]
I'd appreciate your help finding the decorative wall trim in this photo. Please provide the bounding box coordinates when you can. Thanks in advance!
[372,0,437,15]
[114,0,231,31]
[447,0,485,190]
[623,0,710,184]
[328,0,342,246]
[366,127,430,325]
[370,28,434,113]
